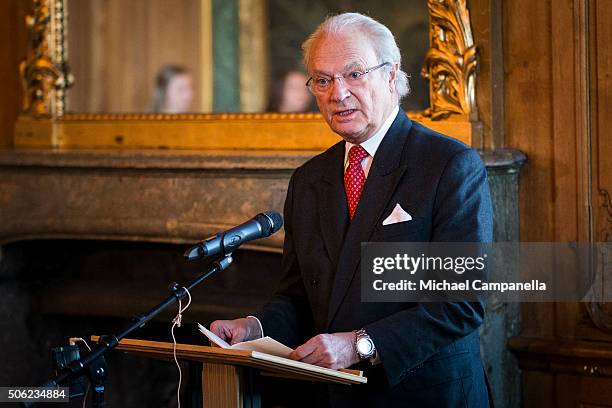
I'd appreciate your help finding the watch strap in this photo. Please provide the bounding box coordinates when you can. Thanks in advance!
[355,328,376,360]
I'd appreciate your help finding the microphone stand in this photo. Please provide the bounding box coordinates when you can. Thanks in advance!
[27,254,234,408]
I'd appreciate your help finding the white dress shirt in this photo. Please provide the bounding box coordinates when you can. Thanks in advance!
[344,105,400,177]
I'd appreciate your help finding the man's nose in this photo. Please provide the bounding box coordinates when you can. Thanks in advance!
[329,77,351,102]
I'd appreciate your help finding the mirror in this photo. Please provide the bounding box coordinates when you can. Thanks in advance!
[65,0,430,114]
[16,0,477,149]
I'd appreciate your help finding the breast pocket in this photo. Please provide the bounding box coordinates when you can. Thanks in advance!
[378,218,425,241]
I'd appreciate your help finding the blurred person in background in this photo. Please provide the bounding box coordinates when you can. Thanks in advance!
[151,64,195,113]
[267,69,314,112]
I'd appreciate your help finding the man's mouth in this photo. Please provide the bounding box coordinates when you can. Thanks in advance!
[334,109,357,117]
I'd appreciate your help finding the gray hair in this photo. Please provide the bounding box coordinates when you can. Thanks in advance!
[302,12,410,100]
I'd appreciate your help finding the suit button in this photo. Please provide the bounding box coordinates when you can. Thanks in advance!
[310,278,319,287]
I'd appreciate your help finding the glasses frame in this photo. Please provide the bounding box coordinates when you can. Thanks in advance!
[305,62,390,95]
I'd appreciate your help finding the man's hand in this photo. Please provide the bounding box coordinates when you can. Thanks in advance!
[288,332,359,369]
[210,317,262,345]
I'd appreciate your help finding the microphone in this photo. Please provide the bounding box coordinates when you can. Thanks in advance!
[184,211,283,261]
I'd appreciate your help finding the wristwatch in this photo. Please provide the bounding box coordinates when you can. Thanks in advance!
[355,328,376,360]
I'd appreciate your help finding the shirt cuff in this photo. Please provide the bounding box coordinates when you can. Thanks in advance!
[246,315,264,339]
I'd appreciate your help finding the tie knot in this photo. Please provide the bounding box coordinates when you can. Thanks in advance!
[348,145,368,166]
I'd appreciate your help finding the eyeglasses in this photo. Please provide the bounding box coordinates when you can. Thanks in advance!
[305,62,390,95]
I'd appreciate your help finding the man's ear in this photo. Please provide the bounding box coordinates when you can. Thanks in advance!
[388,63,399,93]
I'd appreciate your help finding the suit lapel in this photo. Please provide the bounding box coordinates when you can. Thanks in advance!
[318,142,349,268]
[326,112,413,327]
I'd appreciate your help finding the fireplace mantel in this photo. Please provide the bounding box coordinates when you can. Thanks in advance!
[0,147,525,252]
[0,147,524,248]
[0,148,319,251]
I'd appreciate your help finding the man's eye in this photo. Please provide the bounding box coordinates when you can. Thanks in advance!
[348,71,364,80]
[315,77,331,86]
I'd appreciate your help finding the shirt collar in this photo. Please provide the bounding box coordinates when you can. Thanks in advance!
[344,105,399,163]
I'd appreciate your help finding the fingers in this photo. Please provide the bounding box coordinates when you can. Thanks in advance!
[289,334,336,367]
[209,320,222,337]
[288,332,359,369]
[229,330,245,345]
[288,345,315,362]
[210,320,242,344]
[289,337,318,360]
[300,350,328,366]
[209,320,230,341]
[210,319,252,344]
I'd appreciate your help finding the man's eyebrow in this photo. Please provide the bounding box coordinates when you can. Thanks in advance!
[311,69,332,77]
[343,62,365,71]
[311,62,366,77]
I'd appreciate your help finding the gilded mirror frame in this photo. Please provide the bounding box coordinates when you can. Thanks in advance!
[14,0,479,150]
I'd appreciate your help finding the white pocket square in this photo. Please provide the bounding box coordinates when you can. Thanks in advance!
[382,203,413,225]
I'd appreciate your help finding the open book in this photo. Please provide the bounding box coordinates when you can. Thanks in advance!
[196,323,366,383]
[197,323,294,357]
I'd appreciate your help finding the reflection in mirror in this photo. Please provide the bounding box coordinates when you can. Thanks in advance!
[268,0,430,113]
[66,0,429,114]
[66,0,205,113]
[151,64,196,113]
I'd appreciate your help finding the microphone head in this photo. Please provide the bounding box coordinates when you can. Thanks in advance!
[256,211,283,236]
[184,244,205,261]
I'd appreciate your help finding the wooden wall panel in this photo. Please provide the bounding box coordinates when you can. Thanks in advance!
[469,0,504,149]
[67,0,202,113]
[505,0,612,405]
[504,0,555,243]
[551,0,584,245]
[585,0,612,341]
[503,0,556,339]
[505,0,610,340]
[592,0,612,244]
[0,0,28,147]
[522,371,555,408]
[551,0,591,341]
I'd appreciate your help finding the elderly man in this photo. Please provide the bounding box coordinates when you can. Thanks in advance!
[212,12,492,407]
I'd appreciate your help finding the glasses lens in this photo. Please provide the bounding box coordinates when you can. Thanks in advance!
[307,63,388,94]
[316,78,330,92]
[344,71,365,85]
[307,77,328,94]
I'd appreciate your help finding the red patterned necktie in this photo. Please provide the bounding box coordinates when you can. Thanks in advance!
[344,145,369,220]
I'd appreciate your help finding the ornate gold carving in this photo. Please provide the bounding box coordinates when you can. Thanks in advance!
[19,0,72,118]
[421,0,478,120]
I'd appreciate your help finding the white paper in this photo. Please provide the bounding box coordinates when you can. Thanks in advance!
[197,323,232,348]
[197,323,294,358]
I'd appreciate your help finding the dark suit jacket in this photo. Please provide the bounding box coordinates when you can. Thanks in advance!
[255,111,493,407]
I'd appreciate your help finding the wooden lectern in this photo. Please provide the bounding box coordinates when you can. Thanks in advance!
[91,336,366,407]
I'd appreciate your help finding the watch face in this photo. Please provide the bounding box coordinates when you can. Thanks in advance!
[357,338,374,355]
